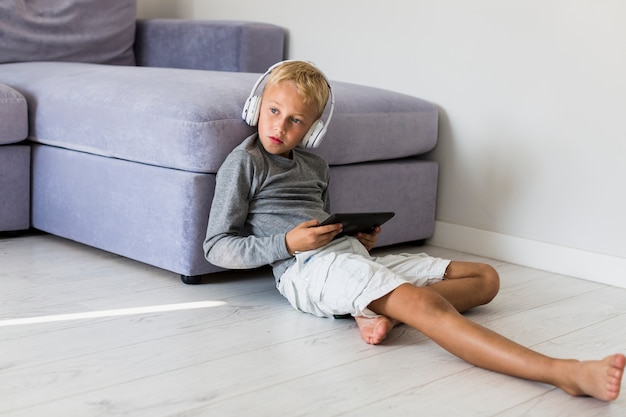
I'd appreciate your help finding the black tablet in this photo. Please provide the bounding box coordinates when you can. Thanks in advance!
[319,212,395,237]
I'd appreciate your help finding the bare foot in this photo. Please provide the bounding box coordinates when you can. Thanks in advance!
[559,354,625,401]
[354,315,397,345]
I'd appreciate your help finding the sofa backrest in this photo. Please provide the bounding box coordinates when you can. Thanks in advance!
[0,0,136,65]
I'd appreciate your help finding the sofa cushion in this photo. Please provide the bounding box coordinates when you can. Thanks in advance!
[134,19,286,73]
[0,83,28,144]
[0,0,136,66]
[0,61,438,173]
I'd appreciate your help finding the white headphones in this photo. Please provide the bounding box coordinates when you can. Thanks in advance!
[241,60,335,148]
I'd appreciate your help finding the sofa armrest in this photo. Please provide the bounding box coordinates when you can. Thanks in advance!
[134,19,285,73]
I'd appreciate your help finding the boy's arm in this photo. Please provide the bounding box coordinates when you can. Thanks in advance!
[203,152,292,269]
[205,228,291,269]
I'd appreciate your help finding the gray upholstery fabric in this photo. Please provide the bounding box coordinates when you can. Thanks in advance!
[135,19,285,73]
[0,0,136,65]
[0,145,30,232]
[0,62,437,173]
[328,160,439,246]
[31,143,437,277]
[31,143,219,275]
[0,83,30,232]
[0,83,27,144]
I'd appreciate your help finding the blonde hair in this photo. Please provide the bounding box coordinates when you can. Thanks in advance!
[263,61,330,118]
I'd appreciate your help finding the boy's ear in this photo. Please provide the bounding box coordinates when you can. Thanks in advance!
[242,95,261,126]
[301,120,326,148]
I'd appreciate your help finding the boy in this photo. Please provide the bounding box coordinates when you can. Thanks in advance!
[204,61,624,401]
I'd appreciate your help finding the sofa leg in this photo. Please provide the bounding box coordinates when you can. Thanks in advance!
[180,274,202,285]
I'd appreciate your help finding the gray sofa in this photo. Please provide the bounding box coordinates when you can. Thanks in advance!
[0,82,29,232]
[0,0,439,283]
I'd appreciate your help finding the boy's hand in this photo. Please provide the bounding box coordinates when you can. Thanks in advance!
[285,219,343,255]
[356,226,381,251]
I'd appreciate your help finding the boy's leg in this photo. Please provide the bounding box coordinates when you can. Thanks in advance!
[356,260,499,344]
[369,283,625,401]
[429,261,500,313]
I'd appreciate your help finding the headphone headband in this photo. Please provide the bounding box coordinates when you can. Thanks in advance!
[241,60,335,148]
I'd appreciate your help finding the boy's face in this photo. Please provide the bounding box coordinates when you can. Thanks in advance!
[257,81,318,159]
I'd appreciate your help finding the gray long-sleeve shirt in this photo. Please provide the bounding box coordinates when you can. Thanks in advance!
[203,134,331,281]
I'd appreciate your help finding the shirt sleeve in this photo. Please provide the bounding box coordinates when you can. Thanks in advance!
[203,150,292,269]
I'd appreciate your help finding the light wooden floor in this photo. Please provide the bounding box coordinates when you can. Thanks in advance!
[1,232,625,416]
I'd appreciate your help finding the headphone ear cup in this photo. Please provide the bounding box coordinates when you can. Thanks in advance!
[302,120,326,148]
[242,95,261,126]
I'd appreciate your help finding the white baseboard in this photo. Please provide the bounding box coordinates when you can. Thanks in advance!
[427,221,626,289]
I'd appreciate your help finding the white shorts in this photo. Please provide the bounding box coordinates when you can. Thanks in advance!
[277,237,451,318]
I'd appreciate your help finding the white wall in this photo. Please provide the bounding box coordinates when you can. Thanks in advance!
[138,0,626,287]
